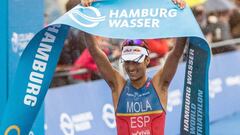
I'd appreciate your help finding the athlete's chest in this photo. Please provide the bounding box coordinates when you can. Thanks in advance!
[117,81,162,113]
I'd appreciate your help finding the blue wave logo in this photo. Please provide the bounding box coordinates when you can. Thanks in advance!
[68,5,106,28]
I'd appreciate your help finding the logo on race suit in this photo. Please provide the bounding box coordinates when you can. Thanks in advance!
[4,125,20,135]
[125,86,150,101]
[102,104,116,128]
[68,5,106,28]
[60,112,94,135]
[11,32,34,56]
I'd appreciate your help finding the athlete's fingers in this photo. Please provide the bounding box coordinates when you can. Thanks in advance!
[172,0,181,5]
[178,1,186,9]
[81,0,90,7]
[172,0,177,4]
[80,0,96,7]
[172,0,186,9]
[81,1,87,6]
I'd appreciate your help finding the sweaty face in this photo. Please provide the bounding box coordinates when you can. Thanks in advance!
[123,59,148,81]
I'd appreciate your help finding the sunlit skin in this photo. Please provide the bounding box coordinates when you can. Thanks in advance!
[123,57,150,89]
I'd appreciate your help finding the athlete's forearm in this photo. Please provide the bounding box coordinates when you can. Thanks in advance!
[81,32,121,88]
[82,32,111,70]
[172,37,187,58]
[82,32,99,52]
[158,37,187,87]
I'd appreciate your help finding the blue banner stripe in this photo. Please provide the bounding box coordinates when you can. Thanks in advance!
[0,0,8,123]
[0,25,69,134]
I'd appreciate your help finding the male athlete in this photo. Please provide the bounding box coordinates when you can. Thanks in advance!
[80,0,186,134]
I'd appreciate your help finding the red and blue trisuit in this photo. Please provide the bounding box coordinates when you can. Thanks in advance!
[116,78,166,135]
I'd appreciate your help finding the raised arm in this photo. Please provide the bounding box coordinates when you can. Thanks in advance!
[82,32,124,90]
[152,38,186,110]
[153,38,187,89]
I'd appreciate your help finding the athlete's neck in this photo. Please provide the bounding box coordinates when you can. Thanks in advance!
[130,75,148,89]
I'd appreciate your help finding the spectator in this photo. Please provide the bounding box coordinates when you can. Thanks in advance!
[206,10,232,43]
[50,0,86,87]
[70,48,100,81]
[192,5,215,42]
[70,37,120,81]
[229,0,240,38]
[145,39,170,67]
[208,11,237,54]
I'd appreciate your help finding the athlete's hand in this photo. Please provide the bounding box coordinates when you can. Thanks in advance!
[80,0,96,7]
[172,0,186,9]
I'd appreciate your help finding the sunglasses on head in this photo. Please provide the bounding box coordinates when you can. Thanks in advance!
[122,39,148,49]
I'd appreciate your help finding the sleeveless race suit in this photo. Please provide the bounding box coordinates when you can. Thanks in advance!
[116,78,166,135]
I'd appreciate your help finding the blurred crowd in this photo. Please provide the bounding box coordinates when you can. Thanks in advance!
[192,0,240,53]
[49,0,240,88]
